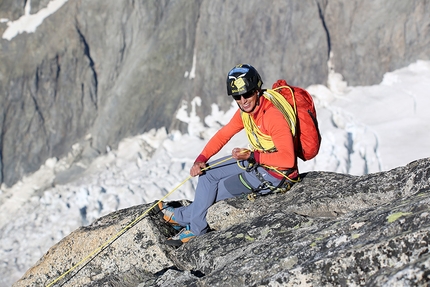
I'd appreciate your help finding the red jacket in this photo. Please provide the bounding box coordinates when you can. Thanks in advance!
[195,97,297,174]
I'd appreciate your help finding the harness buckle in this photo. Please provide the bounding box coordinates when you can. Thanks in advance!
[246,162,258,172]
[274,182,291,194]
[247,193,257,202]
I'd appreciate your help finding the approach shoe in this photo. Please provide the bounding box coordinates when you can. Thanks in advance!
[166,225,196,247]
[154,201,182,230]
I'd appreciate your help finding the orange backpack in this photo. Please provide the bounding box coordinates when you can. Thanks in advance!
[271,79,321,161]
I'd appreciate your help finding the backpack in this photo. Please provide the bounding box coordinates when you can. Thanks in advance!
[264,79,321,161]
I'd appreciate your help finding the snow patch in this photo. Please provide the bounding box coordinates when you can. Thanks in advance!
[2,0,69,41]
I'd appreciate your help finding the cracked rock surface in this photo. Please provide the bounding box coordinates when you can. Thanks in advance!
[14,158,430,286]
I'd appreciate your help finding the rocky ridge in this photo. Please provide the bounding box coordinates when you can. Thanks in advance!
[13,157,430,286]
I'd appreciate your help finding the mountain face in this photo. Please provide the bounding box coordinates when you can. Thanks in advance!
[13,157,430,286]
[0,0,429,187]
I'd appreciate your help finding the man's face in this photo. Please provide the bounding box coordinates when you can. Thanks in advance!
[234,90,258,113]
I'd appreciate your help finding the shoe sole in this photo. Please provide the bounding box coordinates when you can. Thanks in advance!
[165,238,184,247]
[165,235,195,247]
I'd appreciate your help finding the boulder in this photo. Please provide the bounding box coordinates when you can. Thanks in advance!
[14,157,430,286]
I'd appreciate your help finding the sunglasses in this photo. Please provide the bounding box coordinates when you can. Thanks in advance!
[232,90,257,101]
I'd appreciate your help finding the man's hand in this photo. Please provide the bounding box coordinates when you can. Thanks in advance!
[190,162,207,177]
[232,148,251,160]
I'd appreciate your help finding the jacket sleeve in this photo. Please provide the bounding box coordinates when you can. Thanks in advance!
[253,106,296,169]
[195,109,244,163]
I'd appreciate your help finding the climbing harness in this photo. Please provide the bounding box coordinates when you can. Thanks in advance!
[45,156,233,287]
[238,160,300,202]
[246,165,300,202]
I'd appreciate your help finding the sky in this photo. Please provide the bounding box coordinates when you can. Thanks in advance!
[1,1,430,285]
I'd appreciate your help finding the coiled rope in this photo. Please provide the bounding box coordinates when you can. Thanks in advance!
[265,86,297,135]
[241,86,297,152]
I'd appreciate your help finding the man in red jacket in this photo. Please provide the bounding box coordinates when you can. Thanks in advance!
[157,64,299,246]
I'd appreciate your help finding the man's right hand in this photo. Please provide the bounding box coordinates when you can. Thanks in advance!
[190,162,207,177]
[232,148,251,160]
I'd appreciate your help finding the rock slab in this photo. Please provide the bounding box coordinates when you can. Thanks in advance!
[14,158,430,286]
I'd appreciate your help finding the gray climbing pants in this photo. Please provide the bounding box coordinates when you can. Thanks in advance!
[173,156,286,236]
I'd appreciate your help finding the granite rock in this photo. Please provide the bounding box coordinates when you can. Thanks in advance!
[14,157,430,286]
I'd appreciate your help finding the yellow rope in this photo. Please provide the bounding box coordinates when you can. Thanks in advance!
[263,87,297,136]
[236,153,300,183]
[261,164,301,183]
[241,86,297,153]
[45,156,233,287]
[241,115,275,152]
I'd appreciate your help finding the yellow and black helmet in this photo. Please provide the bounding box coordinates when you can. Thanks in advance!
[226,64,263,97]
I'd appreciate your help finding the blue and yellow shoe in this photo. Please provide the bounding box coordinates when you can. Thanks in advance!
[154,201,182,231]
[166,225,196,247]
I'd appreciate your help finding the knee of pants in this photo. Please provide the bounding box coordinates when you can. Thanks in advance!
[222,173,257,196]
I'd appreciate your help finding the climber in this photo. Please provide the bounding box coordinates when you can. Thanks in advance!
[156,64,299,246]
